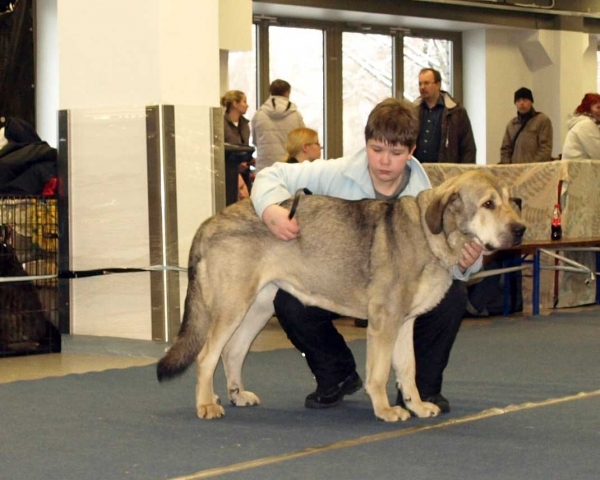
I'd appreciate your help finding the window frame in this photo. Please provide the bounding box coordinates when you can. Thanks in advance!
[251,16,463,159]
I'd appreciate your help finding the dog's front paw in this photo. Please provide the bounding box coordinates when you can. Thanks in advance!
[197,403,225,419]
[230,390,260,407]
[375,405,411,422]
[410,401,440,418]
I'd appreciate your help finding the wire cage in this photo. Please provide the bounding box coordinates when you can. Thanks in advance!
[0,195,60,357]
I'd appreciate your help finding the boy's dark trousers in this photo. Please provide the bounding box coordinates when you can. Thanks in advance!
[273,280,467,396]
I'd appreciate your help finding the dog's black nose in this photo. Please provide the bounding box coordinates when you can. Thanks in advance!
[513,224,526,238]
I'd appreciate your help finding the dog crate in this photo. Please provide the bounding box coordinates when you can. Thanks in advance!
[0,195,61,357]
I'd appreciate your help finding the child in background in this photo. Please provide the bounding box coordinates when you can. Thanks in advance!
[284,127,322,163]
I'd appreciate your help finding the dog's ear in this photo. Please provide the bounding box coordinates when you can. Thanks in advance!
[425,188,459,234]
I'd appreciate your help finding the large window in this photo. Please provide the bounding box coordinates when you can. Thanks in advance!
[342,32,393,156]
[269,26,325,153]
[227,20,457,159]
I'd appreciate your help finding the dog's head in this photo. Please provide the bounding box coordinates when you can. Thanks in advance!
[425,170,526,253]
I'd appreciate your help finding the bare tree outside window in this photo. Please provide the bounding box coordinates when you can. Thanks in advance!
[404,36,453,101]
[342,32,393,156]
[269,26,325,154]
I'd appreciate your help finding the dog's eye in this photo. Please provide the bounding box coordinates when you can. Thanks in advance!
[482,200,495,209]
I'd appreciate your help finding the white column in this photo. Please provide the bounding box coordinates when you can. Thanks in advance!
[35,0,59,147]
[50,0,246,340]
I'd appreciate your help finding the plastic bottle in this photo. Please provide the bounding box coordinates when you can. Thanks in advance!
[551,203,562,240]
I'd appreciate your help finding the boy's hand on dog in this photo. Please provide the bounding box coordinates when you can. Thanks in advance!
[458,241,483,272]
[263,204,300,241]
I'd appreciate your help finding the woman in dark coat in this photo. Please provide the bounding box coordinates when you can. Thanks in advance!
[221,90,252,199]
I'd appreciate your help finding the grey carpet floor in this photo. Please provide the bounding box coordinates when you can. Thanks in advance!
[1,310,599,480]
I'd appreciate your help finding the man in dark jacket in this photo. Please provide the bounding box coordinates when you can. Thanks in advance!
[413,68,476,164]
[500,87,553,164]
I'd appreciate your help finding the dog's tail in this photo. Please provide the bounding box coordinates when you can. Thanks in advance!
[156,249,207,382]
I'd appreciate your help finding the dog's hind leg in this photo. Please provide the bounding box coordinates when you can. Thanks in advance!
[365,312,411,422]
[393,318,440,418]
[195,299,253,420]
[222,284,277,408]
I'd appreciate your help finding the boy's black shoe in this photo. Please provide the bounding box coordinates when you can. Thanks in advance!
[395,390,450,414]
[305,371,363,409]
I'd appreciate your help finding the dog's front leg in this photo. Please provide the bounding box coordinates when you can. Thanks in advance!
[365,316,411,422]
[393,318,440,418]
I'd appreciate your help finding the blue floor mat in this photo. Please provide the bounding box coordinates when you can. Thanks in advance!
[1,310,599,480]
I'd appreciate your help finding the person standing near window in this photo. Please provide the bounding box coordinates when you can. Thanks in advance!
[222,90,250,146]
[500,87,553,164]
[413,68,476,164]
[562,93,600,160]
[251,79,305,173]
[221,90,252,199]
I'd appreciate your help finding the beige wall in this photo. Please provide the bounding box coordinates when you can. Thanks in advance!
[38,0,250,142]
[57,0,219,109]
[219,0,252,51]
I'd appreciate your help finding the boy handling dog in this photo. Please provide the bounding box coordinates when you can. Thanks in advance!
[157,98,525,421]
[251,98,483,413]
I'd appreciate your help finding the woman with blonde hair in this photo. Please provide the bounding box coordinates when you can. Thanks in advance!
[221,90,250,145]
[284,127,322,163]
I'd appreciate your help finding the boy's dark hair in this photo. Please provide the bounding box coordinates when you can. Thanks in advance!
[364,98,419,147]
[269,79,291,96]
[419,67,442,84]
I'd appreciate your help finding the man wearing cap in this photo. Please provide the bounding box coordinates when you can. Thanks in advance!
[500,87,553,164]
